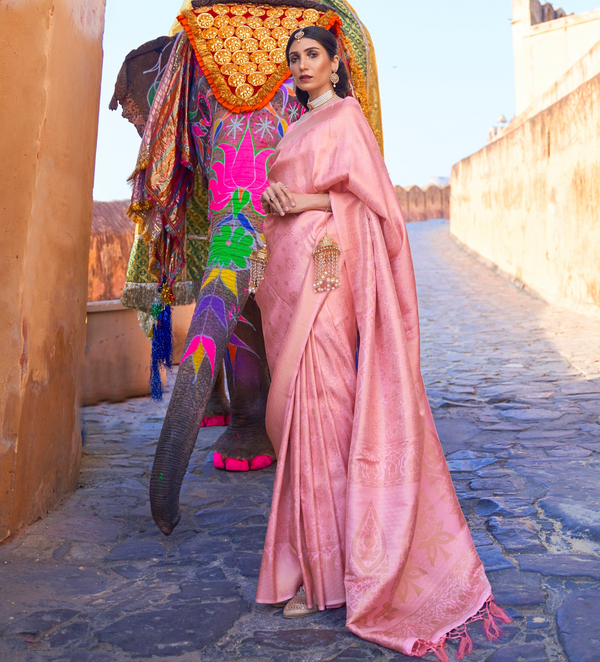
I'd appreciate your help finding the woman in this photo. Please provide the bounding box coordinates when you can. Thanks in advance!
[254,26,509,660]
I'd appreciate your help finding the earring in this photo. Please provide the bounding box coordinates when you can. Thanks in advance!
[330,71,339,88]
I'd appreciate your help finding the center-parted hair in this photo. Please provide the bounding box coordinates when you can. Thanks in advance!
[286,26,351,109]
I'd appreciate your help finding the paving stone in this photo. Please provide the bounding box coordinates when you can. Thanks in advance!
[224,552,263,578]
[48,620,92,647]
[526,616,549,629]
[105,541,165,561]
[477,497,537,518]
[487,518,546,554]
[169,580,242,601]
[98,601,248,656]
[515,554,600,578]
[247,629,344,650]
[500,409,563,421]
[470,479,520,493]
[557,590,600,662]
[52,654,117,662]
[195,507,268,529]
[484,644,548,661]
[539,497,600,541]
[332,646,385,660]
[3,609,80,635]
[477,545,516,572]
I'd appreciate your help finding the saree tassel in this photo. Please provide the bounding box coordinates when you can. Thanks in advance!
[432,642,449,662]
[249,244,269,295]
[455,630,474,660]
[313,234,341,293]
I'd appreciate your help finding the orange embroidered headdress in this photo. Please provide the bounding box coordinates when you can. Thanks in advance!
[177,3,341,113]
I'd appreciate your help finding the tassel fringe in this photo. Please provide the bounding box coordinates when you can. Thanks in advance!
[417,597,512,661]
[149,282,175,401]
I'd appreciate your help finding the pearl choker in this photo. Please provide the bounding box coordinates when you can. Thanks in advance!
[307,89,334,111]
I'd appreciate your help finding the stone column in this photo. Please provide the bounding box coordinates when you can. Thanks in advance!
[0,0,106,541]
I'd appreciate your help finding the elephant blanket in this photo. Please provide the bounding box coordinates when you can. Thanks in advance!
[255,97,510,659]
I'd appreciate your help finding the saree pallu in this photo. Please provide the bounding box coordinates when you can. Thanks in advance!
[255,97,507,659]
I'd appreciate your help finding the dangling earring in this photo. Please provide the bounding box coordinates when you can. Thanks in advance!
[330,71,339,88]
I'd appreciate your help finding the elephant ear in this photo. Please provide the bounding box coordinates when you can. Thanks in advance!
[109,36,176,137]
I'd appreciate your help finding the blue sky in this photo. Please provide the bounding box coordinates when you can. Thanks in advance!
[93,0,600,200]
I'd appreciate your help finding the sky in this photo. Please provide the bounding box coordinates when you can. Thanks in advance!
[93,0,600,200]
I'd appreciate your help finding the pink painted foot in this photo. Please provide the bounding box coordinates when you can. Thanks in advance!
[251,455,274,471]
[201,414,231,428]
[213,452,225,469]
[224,457,250,472]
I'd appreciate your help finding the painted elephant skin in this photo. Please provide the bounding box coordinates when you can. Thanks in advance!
[120,0,381,536]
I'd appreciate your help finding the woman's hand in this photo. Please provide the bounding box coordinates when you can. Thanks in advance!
[261,182,296,216]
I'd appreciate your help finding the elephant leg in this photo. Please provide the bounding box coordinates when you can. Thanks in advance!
[202,366,231,427]
[213,297,274,472]
[150,267,250,536]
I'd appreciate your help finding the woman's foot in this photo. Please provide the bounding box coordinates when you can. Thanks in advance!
[283,587,320,618]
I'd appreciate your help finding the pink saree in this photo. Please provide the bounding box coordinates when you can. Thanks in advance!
[255,97,509,659]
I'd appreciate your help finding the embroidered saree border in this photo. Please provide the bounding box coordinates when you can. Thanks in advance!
[178,7,342,113]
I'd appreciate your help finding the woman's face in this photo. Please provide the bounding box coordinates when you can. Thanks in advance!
[288,38,339,96]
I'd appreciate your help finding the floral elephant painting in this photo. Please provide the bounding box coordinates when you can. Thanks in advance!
[110,0,383,535]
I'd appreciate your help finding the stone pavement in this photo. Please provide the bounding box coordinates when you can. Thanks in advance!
[1,219,599,662]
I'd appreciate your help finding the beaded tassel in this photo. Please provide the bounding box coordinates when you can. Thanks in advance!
[313,234,341,293]
[249,244,269,295]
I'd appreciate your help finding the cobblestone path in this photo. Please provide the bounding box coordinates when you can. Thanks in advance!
[1,220,599,662]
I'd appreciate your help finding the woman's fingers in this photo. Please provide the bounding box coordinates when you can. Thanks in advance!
[272,182,293,212]
[278,183,296,209]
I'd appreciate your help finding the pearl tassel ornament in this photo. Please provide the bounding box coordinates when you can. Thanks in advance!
[313,234,341,293]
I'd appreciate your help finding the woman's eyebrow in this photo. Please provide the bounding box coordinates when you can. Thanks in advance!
[289,47,320,56]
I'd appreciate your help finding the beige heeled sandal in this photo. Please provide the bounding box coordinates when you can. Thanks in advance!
[283,586,320,619]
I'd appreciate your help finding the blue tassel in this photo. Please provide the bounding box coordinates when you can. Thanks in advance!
[150,305,173,401]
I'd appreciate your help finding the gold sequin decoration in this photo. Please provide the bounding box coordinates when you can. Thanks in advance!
[224,36,242,51]
[221,62,238,75]
[271,48,286,64]
[231,50,250,64]
[229,72,247,87]
[236,83,254,99]
[248,72,267,86]
[218,25,235,39]
[239,61,258,74]
[281,17,298,30]
[236,25,253,39]
[248,6,266,16]
[214,49,232,64]
[208,37,224,52]
[197,13,214,28]
[251,50,269,64]
[253,27,270,40]
[259,61,277,75]
[303,9,320,22]
[179,5,340,111]
[260,37,277,52]
[214,15,230,28]
[242,38,259,53]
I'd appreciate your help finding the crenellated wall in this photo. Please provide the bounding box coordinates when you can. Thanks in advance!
[0,0,106,542]
[395,185,450,223]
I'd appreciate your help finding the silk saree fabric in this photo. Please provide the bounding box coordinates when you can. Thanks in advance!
[255,97,509,659]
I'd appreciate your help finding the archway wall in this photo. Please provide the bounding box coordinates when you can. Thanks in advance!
[0,0,106,541]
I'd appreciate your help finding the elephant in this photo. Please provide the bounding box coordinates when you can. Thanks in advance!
[112,0,383,536]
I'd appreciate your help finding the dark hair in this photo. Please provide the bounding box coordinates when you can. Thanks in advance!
[286,26,351,109]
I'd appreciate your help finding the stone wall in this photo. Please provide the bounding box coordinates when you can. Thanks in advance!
[451,72,600,318]
[512,0,600,114]
[89,201,134,302]
[395,185,450,223]
[0,0,106,542]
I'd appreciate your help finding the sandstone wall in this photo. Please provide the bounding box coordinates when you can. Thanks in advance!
[451,72,600,318]
[512,0,600,114]
[395,185,450,223]
[0,0,106,542]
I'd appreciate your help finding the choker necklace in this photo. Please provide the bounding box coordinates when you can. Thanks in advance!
[307,89,334,111]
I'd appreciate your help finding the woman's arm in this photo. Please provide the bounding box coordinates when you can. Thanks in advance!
[261,182,331,217]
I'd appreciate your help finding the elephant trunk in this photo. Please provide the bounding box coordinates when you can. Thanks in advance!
[150,375,207,535]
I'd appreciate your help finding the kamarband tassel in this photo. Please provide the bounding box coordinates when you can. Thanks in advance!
[249,244,269,295]
[313,234,341,293]
[149,282,175,401]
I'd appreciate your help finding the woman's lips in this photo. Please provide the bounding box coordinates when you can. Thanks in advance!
[299,76,312,81]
